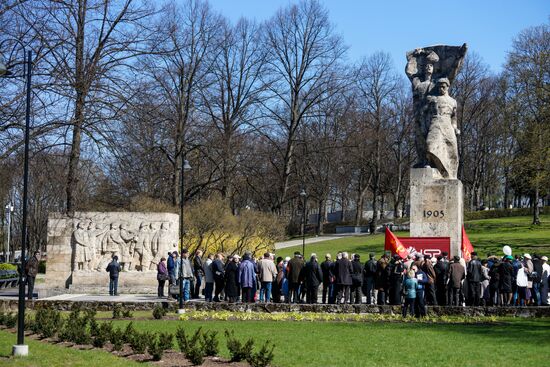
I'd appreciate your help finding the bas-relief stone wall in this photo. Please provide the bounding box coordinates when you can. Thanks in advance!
[410,168,463,257]
[46,212,179,292]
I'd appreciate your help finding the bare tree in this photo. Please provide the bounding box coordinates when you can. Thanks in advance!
[199,17,267,211]
[17,0,157,212]
[140,0,222,206]
[355,52,400,233]
[262,0,347,213]
[505,23,550,224]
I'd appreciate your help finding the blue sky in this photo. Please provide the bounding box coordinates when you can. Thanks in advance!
[208,0,549,73]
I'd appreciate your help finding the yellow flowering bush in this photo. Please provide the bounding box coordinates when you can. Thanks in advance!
[178,311,498,324]
[182,197,285,257]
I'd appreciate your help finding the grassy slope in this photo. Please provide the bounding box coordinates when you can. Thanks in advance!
[0,330,142,367]
[110,318,550,367]
[277,214,550,259]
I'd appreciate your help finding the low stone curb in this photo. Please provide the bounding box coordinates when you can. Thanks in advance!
[1,299,549,317]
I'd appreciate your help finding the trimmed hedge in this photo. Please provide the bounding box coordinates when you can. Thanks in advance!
[0,263,17,271]
[464,206,547,221]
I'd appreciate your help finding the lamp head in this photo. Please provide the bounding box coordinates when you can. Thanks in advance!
[299,189,307,197]
[183,159,191,171]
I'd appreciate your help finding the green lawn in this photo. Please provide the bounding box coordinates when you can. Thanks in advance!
[0,329,142,367]
[2,314,550,366]
[110,317,550,367]
[277,214,550,260]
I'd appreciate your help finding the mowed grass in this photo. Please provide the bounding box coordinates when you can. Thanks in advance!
[277,214,550,259]
[0,330,142,367]
[108,317,550,367]
[2,313,550,366]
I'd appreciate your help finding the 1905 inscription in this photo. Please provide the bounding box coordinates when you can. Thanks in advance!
[423,210,444,218]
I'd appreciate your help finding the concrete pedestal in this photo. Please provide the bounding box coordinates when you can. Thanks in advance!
[410,168,463,257]
[12,344,28,356]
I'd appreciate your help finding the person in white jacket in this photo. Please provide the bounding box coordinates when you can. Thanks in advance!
[541,256,549,306]
[516,261,528,306]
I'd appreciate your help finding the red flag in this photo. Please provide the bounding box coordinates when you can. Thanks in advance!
[384,227,408,259]
[462,226,474,261]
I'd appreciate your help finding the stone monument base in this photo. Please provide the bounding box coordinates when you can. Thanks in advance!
[68,271,160,294]
[409,168,463,257]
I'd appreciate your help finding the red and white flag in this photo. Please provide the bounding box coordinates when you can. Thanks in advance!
[384,227,408,259]
[461,226,474,261]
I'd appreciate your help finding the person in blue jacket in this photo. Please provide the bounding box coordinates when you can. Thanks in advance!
[412,264,429,317]
[402,270,418,317]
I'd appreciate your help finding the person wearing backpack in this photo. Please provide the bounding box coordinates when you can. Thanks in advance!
[402,270,418,317]
[363,253,377,304]
[106,255,121,296]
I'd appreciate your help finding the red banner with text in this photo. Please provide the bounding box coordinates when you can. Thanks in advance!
[384,234,451,258]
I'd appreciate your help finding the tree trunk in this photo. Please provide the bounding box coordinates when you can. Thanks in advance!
[65,0,87,213]
[533,187,540,225]
[355,189,363,227]
[317,199,325,235]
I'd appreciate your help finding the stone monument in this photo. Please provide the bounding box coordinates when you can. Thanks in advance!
[406,44,467,257]
[45,212,179,293]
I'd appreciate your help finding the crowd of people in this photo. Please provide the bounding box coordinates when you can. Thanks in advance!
[150,248,550,315]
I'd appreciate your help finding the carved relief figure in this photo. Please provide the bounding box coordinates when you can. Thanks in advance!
[131,222,153,271]
[149,222,170,270]
[101,222,124,264]
[73,221,92,270]
[67,214,178,274]
[406,50,439,167]
[119,223,136,271]
[425,78,459,178]
[405,44,467,179]
[87,221,108,270]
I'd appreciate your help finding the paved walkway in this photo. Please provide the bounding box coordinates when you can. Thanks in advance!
[0,291,176,303]
[274,233,364,250]
[41,294,174,302]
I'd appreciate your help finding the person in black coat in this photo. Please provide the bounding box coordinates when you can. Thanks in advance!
[434,253,450,305]
[488,258,501,306]
[388,255,404,305]
[467,252,483,306]
[335,252,353,304]
[287,252,305,303]
[350,254,363,304]
[224,255,240,302]
[106,255,121,296]
[362,253,377,304]
[499,256,514,305]
[321,254,335,304]
[303,254,323,303]
[375,252,390,305]
[532,254,543,305]
[192,250,204,299]
[212,253,226,302]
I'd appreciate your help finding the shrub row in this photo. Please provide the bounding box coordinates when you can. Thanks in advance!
[173,325,274,366]
[1,304,276,366]
[0,311,18,328]
[464,206,547,221]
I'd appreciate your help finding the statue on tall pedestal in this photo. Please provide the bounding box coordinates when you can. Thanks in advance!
[406,44,467,179]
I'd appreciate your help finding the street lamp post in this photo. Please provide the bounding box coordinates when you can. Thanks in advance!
[178,159,191,312]
[300,189,307,257]
[1,40,33,357]
[5,203,14,263]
